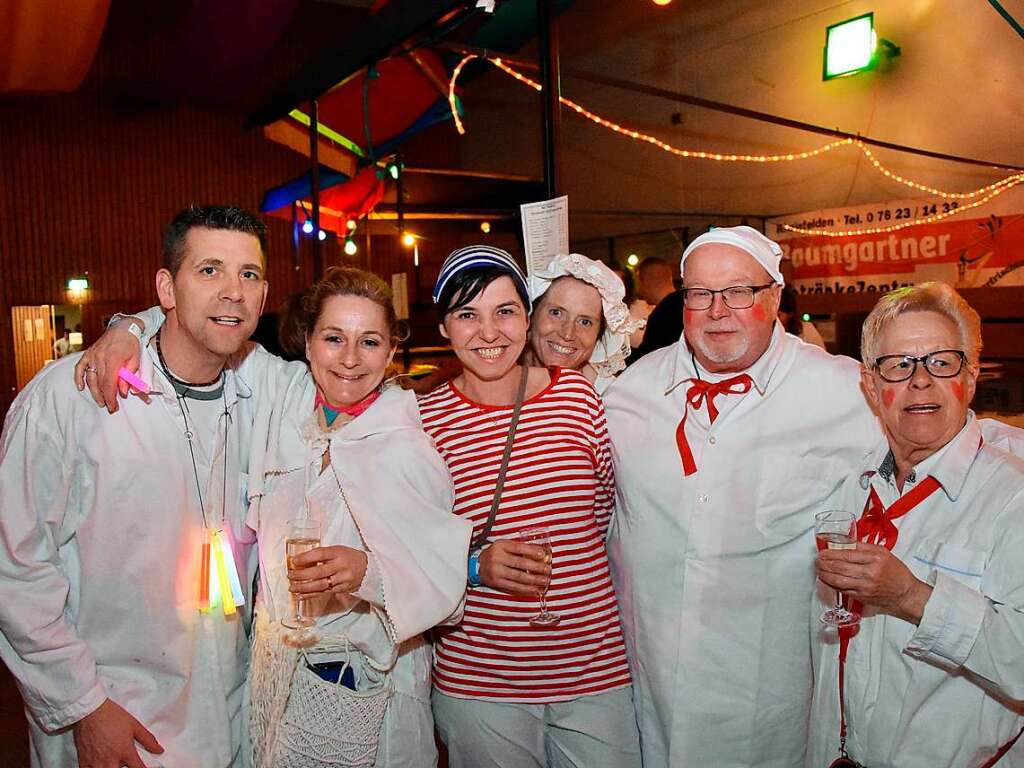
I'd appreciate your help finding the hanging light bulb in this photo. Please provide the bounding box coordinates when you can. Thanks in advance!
[346,219,357,231]
[402,233,416,248]
[301,220,314,235]
[627,253,640,267]
[480,221,491,234]
[317,229,327,241]
[344,237,358,256]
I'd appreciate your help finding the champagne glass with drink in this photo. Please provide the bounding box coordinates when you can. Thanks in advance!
[283,518,321,630]
[516,527,560,627]
[814,509,860,627]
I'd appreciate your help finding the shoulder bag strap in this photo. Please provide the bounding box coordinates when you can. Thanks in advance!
[471,365,529,549]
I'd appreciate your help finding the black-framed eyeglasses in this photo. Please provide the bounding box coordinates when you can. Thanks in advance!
[681,283,778,311]
[872,349,967,383]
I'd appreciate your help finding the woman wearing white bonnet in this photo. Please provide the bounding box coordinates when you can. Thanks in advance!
[526,252,645,393]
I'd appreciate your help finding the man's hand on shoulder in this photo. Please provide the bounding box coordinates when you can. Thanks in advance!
[74,319,145,414]
[72,697,163,768]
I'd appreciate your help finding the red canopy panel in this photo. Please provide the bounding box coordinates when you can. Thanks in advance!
[276,49,452,156]
[268,166,386,234]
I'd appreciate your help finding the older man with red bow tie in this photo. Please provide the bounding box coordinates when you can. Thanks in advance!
[603,226,882,768]
[808,283,1024,768]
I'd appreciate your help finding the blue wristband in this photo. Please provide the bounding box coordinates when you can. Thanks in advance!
[468,550,482,587]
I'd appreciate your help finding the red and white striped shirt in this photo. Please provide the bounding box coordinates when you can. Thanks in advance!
[419,367,632,703]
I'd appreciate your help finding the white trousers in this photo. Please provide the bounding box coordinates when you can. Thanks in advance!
[432,686,642,768]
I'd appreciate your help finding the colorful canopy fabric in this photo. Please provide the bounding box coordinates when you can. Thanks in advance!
[262,48,459,229]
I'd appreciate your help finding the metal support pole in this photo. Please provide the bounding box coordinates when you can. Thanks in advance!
[537,0,561,198]
[396,156,405,238]
[310,99,322,278]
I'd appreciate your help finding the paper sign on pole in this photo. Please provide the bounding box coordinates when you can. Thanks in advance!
[520,196,569,292]
[391,273,409,321]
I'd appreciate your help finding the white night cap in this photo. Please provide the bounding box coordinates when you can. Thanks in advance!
[679,225,785,286]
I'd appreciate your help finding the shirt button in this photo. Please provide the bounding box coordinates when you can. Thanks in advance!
[698,494,709,503]
[708,436,717,444]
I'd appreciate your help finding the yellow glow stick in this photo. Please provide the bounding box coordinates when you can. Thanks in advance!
[211,529,237,616]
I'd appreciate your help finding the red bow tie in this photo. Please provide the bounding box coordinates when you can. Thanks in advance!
[857,475,941,550]
[675,374,753,476]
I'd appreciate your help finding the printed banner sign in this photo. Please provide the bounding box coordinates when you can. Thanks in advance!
[766,186,1024,295]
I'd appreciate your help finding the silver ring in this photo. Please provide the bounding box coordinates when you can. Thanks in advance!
[327,574,336,588]
[85,366,98,374]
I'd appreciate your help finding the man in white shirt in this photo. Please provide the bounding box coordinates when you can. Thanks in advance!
[0,205,268,768]
[604,225,881,767]
[810,283,1024,768]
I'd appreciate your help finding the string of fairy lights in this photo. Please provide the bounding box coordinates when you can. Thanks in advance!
[447,53,1024,238]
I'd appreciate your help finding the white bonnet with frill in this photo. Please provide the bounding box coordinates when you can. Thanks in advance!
[531,253,645,378]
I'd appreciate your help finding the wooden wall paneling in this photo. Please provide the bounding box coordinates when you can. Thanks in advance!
[0,93,309,418]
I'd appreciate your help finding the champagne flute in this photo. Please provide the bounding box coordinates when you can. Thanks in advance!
[283,518,321,630]
[517,527,560,627]
[814,510,860,627]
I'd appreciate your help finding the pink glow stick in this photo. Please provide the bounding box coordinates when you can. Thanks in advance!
[117,367,150,395]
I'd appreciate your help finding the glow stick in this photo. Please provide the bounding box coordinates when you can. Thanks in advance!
[216,528,245,606]
[211,530,236,616]
[117,367,151,394]
[199,529,211,613]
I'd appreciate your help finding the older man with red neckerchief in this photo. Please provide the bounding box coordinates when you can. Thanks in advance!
[809,283,1024,768]
[604,226,881,768]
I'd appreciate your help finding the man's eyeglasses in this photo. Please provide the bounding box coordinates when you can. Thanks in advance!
[681,283,777,311]
[872,349,967,383]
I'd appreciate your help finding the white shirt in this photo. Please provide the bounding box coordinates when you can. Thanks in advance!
[807,414,1024,768]
[603,324,880,768]
[0,343,263,768]
[799,320,827,349]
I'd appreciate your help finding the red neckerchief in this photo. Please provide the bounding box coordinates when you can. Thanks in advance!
[834,475,941,760]
[315,388,381,424]
[675,374,753,476]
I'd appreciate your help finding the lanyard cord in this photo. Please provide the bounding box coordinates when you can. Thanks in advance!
[153,334,230,530]
[174,390,229,531]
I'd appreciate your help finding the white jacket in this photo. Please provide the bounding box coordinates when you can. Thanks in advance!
[807,415,1024,768]
[0,345,263,768]
[604,325,880,768]
[245,372,471,671]
[243,369,471,767]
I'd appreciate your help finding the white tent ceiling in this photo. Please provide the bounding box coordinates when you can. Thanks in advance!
[455,0,1024,246]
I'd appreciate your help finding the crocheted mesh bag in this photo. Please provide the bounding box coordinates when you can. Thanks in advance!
[274,660,392,767]
[251,616,392,768]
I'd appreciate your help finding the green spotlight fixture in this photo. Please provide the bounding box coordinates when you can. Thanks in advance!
[823,12,900,80]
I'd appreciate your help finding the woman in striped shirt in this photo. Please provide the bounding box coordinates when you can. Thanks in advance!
[420,246,641,768]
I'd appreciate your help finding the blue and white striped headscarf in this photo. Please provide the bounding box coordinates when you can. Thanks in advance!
[432,245,532,311]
